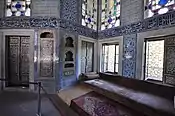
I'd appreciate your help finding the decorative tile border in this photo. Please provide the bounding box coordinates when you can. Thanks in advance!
[59,19,97,39]
[0,17,97,39]
[98,11,175,39]
[0,11,175,39]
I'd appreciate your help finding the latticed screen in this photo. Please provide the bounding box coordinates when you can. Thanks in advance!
[6,0,31,17]
[82,0,97,30]
[145,0,175,18]
[101,0,120,30]
[145,40,164,81]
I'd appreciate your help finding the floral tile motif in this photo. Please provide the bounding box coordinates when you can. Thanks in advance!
[60,0,79,23]
[122,34,137,78]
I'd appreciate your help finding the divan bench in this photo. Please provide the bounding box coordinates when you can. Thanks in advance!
[83,73,175,116]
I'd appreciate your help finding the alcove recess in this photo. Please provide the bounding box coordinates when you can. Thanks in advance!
[39,30,55,78]
[63,35,76,76]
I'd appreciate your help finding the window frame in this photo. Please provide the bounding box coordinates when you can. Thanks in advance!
[143,38,165,82]
[102,43,119,73]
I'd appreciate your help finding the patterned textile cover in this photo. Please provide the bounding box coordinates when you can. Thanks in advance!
[70,91,143,116]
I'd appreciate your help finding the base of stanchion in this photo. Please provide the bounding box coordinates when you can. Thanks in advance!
[36,113,42,116]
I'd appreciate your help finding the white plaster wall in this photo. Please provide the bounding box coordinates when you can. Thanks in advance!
[136,27,175,80]
[98,36,123,75]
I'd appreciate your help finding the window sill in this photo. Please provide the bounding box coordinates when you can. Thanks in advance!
[146,79,175,87]
[146,78,163,84]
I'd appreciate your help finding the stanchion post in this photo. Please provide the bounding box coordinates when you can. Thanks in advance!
[37,82,41,116]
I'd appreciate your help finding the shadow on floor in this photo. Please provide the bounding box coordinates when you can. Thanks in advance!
[0,90,61,116]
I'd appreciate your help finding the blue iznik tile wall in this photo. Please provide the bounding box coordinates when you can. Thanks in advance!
[122,34,137,78]
[60,0,79,23]
[1,0,175,91]
[59,29,78,89]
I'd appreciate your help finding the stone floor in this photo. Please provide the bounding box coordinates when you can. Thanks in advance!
[0,89,61,116]
[58,84,92,105]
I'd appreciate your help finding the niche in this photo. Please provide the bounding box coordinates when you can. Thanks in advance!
[64,63,74,68]
[40,32,54,38]
[65,51,73,61]
[65,37,74,47]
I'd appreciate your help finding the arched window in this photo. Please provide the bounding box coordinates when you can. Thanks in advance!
[145,0,175,18]
[101,0,121,30]
[82,0,97,30]
[6,0,31,17]
[40,32,54,38]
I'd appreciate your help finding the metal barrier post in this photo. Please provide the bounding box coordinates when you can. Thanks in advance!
[37,82,41,116]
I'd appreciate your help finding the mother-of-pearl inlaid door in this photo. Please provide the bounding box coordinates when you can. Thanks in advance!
[6,36,29,87]
[164,35,175,85]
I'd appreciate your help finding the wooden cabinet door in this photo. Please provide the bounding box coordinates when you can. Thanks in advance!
[164,35,175,85]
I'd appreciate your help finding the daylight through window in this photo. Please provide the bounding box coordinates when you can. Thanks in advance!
[144,40,164,81]
[102,44,119,73]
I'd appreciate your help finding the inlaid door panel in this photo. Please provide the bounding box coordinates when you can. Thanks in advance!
[40,39,54,77]
[81,41,86,73]
[8,37,20,85]
[86,42,94,72]
[20,37,30,82]
[164,35,175,85]
[6,36,30,86]
[81,41,94,73]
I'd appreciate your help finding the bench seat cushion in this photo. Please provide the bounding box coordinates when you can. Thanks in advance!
[70,91,144,116]
[84,79,175,116]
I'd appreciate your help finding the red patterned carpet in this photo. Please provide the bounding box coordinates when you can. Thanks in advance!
[70,91,144,116]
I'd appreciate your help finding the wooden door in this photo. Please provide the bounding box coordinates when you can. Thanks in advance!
[6,36,30,87]
[81,41,94,73]
[164,35,175,85]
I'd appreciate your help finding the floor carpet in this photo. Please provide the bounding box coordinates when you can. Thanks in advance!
[70,91,144,116]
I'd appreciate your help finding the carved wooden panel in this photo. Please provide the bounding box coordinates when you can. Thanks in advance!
[81,41,86,73]
[164,35,175,85]
[20,37,30,82]
[86,42,94,72]
[81,41,94,73]
[7,36,30,85]
[165,75,175,85]
[40,40,54,77]
[8,37,20,84]
[165,47,175,74]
